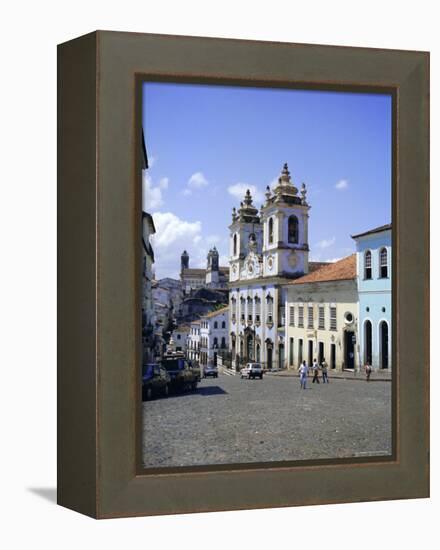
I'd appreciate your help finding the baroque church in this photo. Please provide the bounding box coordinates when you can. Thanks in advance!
[229,163,321,370]
[180,248,229,294]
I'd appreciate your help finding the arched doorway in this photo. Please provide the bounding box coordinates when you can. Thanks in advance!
[380,321,389,369]
[344,331,355,370]
[266,339,273,370]
[364,320,372,365]
[246,333,254,361]
[256,343,261,362]
[279,343,285,370]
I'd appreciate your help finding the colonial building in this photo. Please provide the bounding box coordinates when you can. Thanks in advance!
[141,127,158,363]
[228,163,313,370]
[172,324,191,353]
[180,287,228,322]
[199,306,229,367]
[352,224,392,370]
[187,320,201,363]
[285,255,359,371]
[142,211,156,363]
[180,249,229,294]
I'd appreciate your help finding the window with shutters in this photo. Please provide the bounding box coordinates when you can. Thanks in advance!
[330,306,337,330]
[298,306,304,327]
[380,247,388,278]
[289,305,295,326]
[364,250,372,280]
[308,306,314,329]
[318,306,325,329]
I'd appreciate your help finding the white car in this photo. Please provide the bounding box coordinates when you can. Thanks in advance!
[241,363,263,380]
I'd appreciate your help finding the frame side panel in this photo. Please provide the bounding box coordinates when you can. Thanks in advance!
[57,32,98,518]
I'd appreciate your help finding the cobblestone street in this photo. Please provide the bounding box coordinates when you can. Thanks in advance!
[142,372,392,468]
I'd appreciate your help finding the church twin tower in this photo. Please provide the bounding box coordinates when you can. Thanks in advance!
[229,163,310,282]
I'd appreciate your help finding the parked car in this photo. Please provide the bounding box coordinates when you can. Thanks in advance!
[162,352,199,392]
[203,365,218,378]
[240,365,250,379]
[241,363,263,380]
[142,363,171,400]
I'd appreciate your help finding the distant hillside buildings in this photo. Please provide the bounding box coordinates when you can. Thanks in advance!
[180,249,229,294]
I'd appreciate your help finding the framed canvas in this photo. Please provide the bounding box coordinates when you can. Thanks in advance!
[57,31,429,518]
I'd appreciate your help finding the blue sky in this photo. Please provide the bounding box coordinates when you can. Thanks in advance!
[142,82,391,279]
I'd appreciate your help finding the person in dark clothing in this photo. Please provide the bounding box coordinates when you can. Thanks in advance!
[365,363,372,382]
[312,358,320,384]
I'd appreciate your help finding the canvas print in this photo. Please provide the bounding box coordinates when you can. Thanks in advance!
[141,82,392,468]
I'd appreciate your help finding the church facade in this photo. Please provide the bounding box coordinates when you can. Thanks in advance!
[228,164,311,370]
[180,249,229,294]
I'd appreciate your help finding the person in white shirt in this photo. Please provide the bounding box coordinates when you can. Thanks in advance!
[299,360,309,389]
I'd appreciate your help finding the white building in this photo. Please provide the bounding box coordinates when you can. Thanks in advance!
[142,211,156,363]
[199,306,229,366]
[187,320,201,363]
[172,324,191,353]
[285,255,359,371]
[229,163,311,370]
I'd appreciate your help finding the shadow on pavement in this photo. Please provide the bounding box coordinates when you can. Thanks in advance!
[196,385,227,396]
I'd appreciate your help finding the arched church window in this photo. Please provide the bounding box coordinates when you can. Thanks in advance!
[364,250,372,280]
[233,233,237,256]
[214,321,218,329]
[254,296,261,323]
[288,215,299,244]
[268,217,274,244]
[247,297,253,322]
[379,248,388,278]
[266,294,274,324]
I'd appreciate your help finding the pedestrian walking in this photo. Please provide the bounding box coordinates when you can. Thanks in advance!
[299,360,308,389]
[312,358,320,384]
[365,363,372,382]
[321,358,329,383]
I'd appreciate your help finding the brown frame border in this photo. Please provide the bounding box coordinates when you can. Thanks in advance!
[58,31,429,519]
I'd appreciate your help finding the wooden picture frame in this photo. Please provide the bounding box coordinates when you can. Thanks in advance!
[57,31,429,518]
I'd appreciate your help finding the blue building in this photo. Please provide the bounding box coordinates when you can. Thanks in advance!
[352,224,392,371]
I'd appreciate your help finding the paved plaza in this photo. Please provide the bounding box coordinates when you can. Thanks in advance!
[142,372,392,468]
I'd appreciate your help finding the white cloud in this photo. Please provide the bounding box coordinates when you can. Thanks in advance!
[316,237,336,249]
[335,179,349,190]
[152,212,201,248]
[188,172,209,189]
[227,183,264,204]
[158,177,169,190]
[143,171,166,211]
[151,212,228,279]
[182,171,210,196]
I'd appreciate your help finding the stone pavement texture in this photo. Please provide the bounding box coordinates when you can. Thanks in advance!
[142,373,392,468]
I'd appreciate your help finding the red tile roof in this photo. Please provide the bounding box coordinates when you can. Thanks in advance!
[290,254,356,285]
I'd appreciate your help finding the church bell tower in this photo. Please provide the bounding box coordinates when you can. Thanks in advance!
[181,250,189,273]
[228,189,263,282]
[261,163,310,278]
[206,247,220,284]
